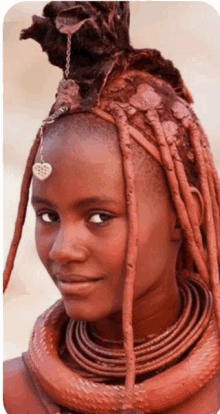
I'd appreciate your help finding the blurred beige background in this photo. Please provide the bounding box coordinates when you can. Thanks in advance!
[3,2,220,361]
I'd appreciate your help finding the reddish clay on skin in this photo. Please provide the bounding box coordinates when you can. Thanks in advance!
[3,2,220,414]
[23,295,219,413]
[32,113,180,335]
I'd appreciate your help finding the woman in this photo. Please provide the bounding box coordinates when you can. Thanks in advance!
[3,2,220,413]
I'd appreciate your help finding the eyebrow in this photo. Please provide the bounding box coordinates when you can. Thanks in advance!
[31,195,119,209]
[31,196,54,207]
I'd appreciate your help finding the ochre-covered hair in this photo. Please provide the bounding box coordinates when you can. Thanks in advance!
[4,1,220,412]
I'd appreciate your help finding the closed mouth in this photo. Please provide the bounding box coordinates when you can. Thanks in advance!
[54,274,103,296]
[54,274,102,284]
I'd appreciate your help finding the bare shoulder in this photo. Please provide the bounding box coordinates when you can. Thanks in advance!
[4,357,27,412]
[4,356,27,393]
[4,356,35,412]
[4,356,25,376]
[3,356,48,414]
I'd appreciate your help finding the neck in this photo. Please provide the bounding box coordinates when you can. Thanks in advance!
[91,273,181,343]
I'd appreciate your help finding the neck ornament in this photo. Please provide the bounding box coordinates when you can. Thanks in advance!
[26,275,220,414]
[65,277,211,382]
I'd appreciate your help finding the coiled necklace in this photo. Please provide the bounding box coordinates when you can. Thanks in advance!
[65,277,212,382]
[25,275,220,414]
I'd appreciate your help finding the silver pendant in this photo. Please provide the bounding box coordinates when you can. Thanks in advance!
[32,162,52,181]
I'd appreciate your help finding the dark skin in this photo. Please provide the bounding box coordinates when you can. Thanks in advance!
[4,112,217,414]
[32,113,200,343]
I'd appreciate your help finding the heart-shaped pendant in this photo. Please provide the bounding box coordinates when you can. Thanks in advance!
[32,163,52,181]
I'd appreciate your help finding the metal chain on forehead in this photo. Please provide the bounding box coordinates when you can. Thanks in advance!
[32,34,72,181]
[39,125,45,165]
[65,34,72,79]
[38,106,68,164]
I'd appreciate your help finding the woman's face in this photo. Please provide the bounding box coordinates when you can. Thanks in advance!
[32,114,178,321]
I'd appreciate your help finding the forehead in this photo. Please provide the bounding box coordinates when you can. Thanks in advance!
[33,113,125,200]
[42,113,120,157]
[33,112,169,206]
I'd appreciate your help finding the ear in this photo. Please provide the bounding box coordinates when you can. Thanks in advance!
[170,187,204,242]
[170,211,183,242]
[190,187,204,226]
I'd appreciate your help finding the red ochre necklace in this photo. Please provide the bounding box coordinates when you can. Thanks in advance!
[25,275,220,414]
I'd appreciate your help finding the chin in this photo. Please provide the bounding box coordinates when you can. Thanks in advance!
[62,296,112,322]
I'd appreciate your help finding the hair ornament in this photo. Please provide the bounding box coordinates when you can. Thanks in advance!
[53,78,80,112]
[20,2,131,110]
[4,3,220,413]
[171,101,191,120]
[20,1,192,111]
[162,120,178,141]
[32,124,52,181]
[129,84,162,111]
[32,31,75,181]
[64,33,72,78]
[32,104,70,181]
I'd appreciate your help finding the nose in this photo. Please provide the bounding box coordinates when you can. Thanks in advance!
[49,224,90,264]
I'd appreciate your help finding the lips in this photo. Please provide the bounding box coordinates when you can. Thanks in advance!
[55,274,103,298]
[54,273,102,283]
[54,274,103,296]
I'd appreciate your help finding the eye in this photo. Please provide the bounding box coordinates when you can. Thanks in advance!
[39,212,59,223]
[88,212,113,225]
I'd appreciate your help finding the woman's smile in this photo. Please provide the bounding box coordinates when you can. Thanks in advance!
[31,113,181,337]
[53,272,104,296]
[56,278,104,296]
[32,116,128,321]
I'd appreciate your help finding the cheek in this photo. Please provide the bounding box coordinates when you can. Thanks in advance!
[35,224,52,267]
[96,222,127,280]
[35,230,45,264]
[135,207,171,291]
[138,224,169,270]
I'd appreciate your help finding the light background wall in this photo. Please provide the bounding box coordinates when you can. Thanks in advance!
[3,1,220,361]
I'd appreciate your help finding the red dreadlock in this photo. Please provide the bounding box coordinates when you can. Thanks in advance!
[4,2,220,413]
